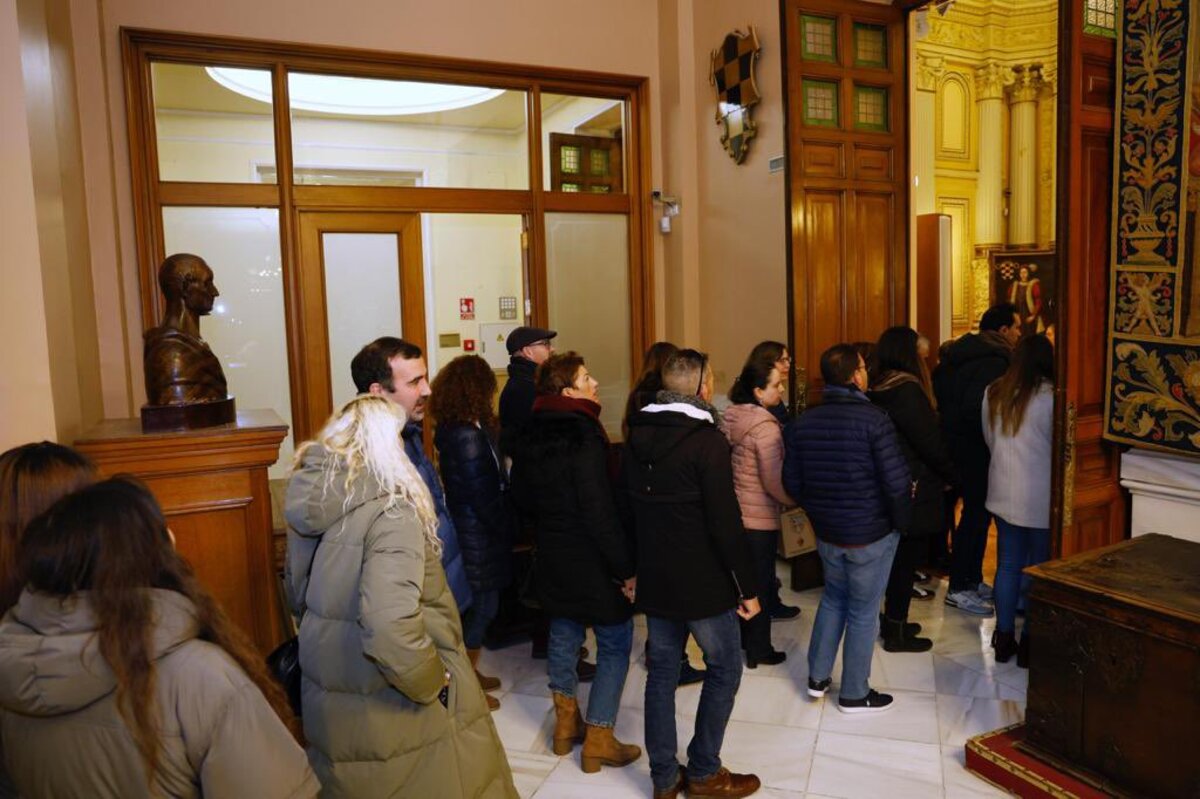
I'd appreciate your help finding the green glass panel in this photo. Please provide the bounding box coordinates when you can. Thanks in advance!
[801,15,837,63]
[561,182,581,192]
[589,149,610,176]
[853,23,887,67]
[802,79,839,128]
[589,185,611,194]
[853,86,888,132]
[1084,0,1117,38]
[561,146,581,174]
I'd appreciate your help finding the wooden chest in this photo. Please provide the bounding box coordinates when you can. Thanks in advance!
[1024,534,1200,798]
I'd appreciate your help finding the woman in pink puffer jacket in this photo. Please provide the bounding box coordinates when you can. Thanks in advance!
[720,357,796,668]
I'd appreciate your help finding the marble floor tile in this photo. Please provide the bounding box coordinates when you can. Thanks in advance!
[934,654,1025,700]
[941,745,1011,798]
[727,674,824,730]
[506,750,560,799]
[490,691,556,755]
[869,649,937,693]
[717,719,818,793]
[818,688,940,745]
[806,731,943,799]
[936,694,1024,748]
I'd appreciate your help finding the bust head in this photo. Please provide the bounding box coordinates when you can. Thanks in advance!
[159,254,219,317]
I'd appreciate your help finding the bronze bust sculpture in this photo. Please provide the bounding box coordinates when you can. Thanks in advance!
[141,253,236,431]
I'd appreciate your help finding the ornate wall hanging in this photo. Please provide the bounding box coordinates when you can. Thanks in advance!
[1104,0,1200,457]
[710,27,762,164]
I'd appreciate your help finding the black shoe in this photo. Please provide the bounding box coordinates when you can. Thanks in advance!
[1017,634,1030,669]
[807,677,832,698]
[678,661,706,686]
[878,613,921,637]
[576,658,596,682]
[769,603,801,622]
[745,649,786,668]
[837,688,893,714]
[991,630,1018,664]
[881,618,933,653]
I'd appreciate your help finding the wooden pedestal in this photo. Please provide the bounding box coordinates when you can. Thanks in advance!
[76,410,288,654]
[1023,534,1200,799]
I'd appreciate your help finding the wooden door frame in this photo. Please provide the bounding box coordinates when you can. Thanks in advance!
[295,211,426,438]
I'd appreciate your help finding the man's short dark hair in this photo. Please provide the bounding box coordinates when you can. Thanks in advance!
[820,344,861,387]
[661,349,708,395]
[980,303,1018,333]
[351,337,423,393]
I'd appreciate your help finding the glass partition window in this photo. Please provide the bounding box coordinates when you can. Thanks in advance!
[422,214,525,374]
[152,64,276,183]
[286,73,528,190]
[542,93,625,192]
[545,213,630,437]
[161,207,293,474]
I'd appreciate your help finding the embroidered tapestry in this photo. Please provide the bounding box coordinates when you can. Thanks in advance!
[1105,0,1200,456]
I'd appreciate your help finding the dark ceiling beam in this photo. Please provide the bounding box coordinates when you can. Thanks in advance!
[894,0,932,10]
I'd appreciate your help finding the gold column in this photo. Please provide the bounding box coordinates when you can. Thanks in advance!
[913,54,944,215]
[975,61,1008,248]
[1007,63,1045,247]
[1037,69,1057,248]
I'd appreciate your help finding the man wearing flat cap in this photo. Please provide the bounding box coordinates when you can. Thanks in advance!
[498,326,557,457]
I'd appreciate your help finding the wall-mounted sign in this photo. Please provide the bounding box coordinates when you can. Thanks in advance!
[710,27,762,165]
[459,297,475,320]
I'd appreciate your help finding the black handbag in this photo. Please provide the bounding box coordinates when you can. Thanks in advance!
[266,636,302,717]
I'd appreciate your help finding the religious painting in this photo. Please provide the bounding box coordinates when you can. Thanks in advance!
[990,250,1056,339]
[710,28,762,164]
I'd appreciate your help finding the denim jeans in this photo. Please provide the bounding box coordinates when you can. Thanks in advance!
[740,530,779,657]
[462,588,500,650]
[645,610,742,791]
[994,516,1050,635]
[808,531,899,701]
[548,617,632,727]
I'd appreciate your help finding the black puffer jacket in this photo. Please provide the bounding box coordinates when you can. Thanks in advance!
[510,408,635,625]
[868,376,958,537]
[623,404,758,621]
[434,422,515,593]
[782,385,912,545]
[499,357,537,458]
[932,332,1011,501]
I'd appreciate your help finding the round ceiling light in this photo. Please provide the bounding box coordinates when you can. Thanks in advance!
[206,67,505,116]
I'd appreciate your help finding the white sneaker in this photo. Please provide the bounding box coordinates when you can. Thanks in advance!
[976,582,994,602]
[945,590,994,617]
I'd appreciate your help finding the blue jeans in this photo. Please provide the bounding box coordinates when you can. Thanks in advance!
[994,516,1050,635]
[808,532,899,701]
[548,617,632,727]
[645,610,742,791]
[462,588,500,650]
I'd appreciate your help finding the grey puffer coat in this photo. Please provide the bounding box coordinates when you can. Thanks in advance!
[285,445,516,799]
[0,589,317,798]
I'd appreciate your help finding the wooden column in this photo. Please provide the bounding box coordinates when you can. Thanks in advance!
[76,410,288,653]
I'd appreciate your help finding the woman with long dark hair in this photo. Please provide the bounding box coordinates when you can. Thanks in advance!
[430,355,515,710]
[0,442,97,615]
[720,356,795,667]
[622,341,679,440]
[510,352,640,774]
[0,477,316,797]
[983,335,1055,668]
[868,326,958,653]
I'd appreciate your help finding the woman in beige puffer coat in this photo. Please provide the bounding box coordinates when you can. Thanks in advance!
[720,358,796,668]
[285,394,516,799]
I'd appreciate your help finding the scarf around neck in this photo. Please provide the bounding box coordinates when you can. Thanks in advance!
[653,390,722,423]
[532,394,607,441]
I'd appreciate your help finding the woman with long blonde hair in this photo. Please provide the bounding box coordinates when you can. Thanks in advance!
[982,335,1055,668]
[285,394,516,798]
[0,476,315,797]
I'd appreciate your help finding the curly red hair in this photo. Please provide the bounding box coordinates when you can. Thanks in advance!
[429,355,498,428]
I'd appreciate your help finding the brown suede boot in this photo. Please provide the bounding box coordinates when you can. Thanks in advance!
[467,647,501,691]
[686,767,762,797]
[580,723,641,773]
[551,693,585,755]
[484,692,500,711]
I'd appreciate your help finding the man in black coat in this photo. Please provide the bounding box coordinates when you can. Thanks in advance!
[932,303,1020,617]
[783,344,911,715]
[624,349,762,799]
[498,325,556,458]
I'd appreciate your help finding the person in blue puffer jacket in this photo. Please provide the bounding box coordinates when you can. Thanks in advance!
[351,337,473,614]
[431,355,515,710]
[783,343,911,715]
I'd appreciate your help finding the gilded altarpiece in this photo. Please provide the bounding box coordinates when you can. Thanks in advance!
[1105,0,1200,456]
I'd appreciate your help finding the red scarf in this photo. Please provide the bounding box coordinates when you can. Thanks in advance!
[532,394,608,442]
